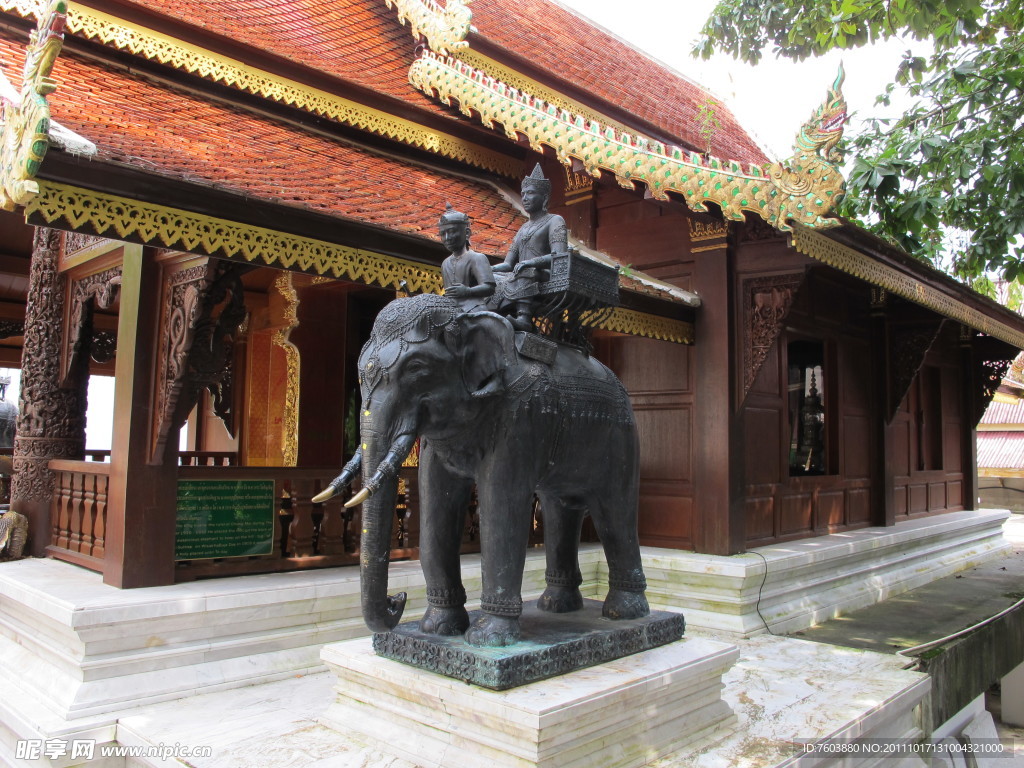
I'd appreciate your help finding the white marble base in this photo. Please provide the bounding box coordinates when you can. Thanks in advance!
[0,552,552,721]
[48,633,926,768]
[637,509,1012,637]
[0,508,1004,731]
[319,636,738,768]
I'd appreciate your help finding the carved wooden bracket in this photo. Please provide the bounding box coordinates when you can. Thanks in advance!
[61,265,122,388]
[152,259,247,463]
[90,329,116,363]
[887,319,944,423]
[742,272,806,400]
[975,354,1014,426]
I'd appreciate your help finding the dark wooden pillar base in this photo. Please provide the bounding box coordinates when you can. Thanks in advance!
[11,228,87,556]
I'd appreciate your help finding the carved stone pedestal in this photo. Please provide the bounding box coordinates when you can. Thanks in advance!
[373,601,685,689]
[320,633,738,768]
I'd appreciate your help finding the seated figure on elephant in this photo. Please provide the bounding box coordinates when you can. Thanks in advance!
[439,203,496,314]
[492,164,568,332]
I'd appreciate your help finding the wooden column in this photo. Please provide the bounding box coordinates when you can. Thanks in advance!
[870,290,896,526]
[692,246,744,555]
[11,228,87,556]
[103,244,177,587]
[961,327,978,510]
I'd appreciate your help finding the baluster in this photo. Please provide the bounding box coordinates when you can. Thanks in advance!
[78,472,96,555]
[92,472,107,559]
[288,482,314,557]
[317,478,345,555]
[53,470,71,549]
[277,485,293,556]
[395,477,411,549]
[342,506,355,554]
[465,486,480,544]
[68,472,84,553]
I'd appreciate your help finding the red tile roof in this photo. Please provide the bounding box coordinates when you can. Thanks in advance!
[978,432,1024,470]
[109,0,435,115]
[467,0,767,165]
[63,0,765,165]
[23,36,522,255]
[981,400,1024,426]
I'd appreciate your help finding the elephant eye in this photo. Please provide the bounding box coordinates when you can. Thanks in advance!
[403,360,427,377]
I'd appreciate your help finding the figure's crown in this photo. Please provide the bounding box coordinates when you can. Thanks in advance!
[521,163,551,194]
[439,202,470,225]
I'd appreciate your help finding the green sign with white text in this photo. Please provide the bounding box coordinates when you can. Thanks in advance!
[175,479,275,560]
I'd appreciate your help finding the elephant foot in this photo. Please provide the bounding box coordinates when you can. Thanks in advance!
[464,614,521,647]
[603,589,650,620]
[537,586,584,613]
[420,605,470,636]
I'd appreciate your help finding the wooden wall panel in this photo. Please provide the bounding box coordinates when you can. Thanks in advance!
[910,484,928,513]
[745,496,774,542]
[635,407,691,482]
[745,407,782,485]
[816,490,845,529]
[848,488,871,524]
[779,493,813,536]
[615,336,690,394]
[891,420,911,477]
[948,480,963,508]
[638,493,692,546]
[895,485,908,516]
[890,326,968,521]
[599,334,694,549]
[842,416,871,479]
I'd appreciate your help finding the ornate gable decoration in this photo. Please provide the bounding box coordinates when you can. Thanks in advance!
[0,0,66,211]
[409,51,848,231]
[384,0,472,55]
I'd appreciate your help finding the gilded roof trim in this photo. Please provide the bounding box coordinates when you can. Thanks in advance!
[791,225,1024,349]
[27,179,689,343]
[28,180,445,292]
[410,51,848,231]
[383,0,472,55]
[0,1,518,177]
[598,308,693,345]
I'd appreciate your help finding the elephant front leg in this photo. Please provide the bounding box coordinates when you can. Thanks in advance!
[465,483,534,647]
[418,444,471,636]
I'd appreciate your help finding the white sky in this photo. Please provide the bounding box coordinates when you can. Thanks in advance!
[553,0,915,159]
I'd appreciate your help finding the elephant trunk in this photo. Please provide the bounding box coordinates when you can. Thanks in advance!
[357,432,416,632]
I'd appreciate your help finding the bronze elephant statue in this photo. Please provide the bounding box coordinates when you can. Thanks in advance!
[316,293,648,646]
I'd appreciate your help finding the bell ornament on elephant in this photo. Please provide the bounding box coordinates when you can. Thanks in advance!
[313,292,649,647]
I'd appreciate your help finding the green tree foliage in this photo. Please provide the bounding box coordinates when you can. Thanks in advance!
[696,0,1024,283]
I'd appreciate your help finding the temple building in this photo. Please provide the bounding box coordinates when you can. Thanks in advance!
[0,0,1022,759]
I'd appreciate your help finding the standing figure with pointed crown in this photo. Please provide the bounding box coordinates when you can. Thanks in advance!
[493,164,569,331]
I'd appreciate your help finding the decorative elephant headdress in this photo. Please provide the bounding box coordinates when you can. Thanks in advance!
[360,293,515,399]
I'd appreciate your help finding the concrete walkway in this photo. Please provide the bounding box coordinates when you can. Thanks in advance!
[791,514,1024,654]
[793,514,1024,758]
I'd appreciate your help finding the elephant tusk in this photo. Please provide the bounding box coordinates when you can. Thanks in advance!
[345,487,372,508]
[312,448,363,505]
[311,486,336,504]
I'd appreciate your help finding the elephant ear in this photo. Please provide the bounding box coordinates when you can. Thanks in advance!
[445,311,516,398]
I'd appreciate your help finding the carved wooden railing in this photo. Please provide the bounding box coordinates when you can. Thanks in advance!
[172,465,450,581]
[43,459,492,580]
[178,451,238,466]
[81,449,238,466]
[46,459,110,572]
